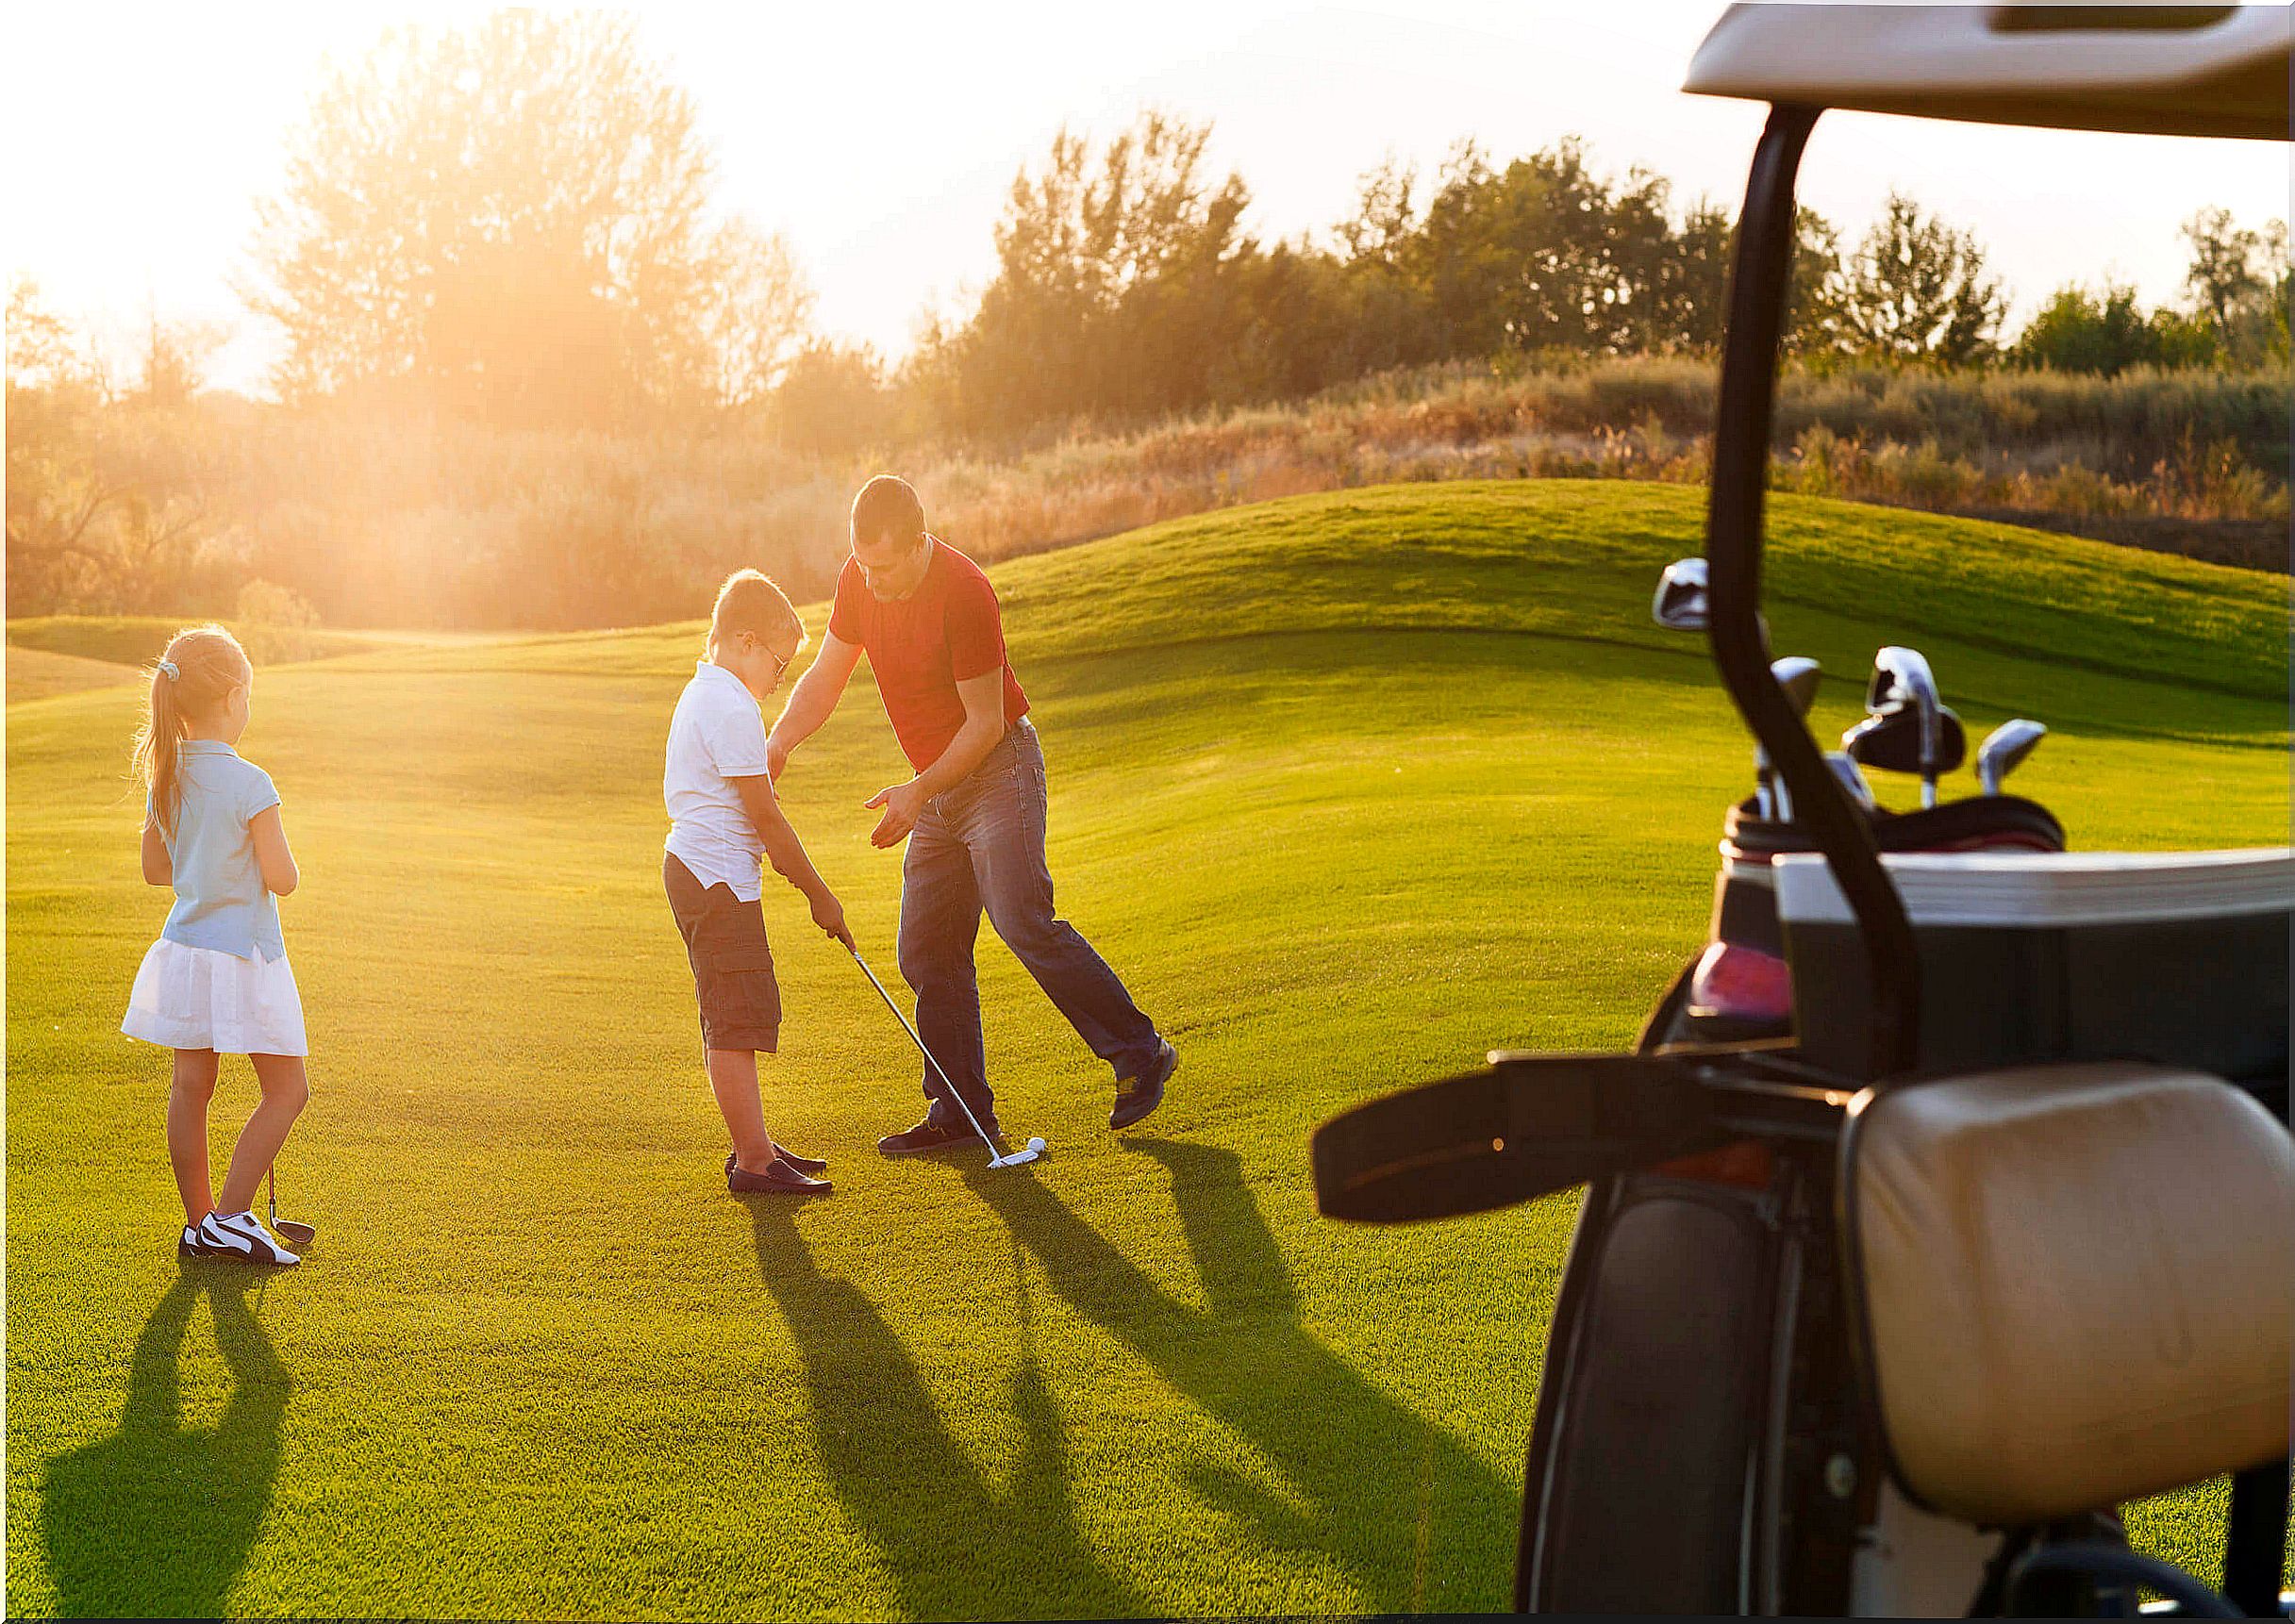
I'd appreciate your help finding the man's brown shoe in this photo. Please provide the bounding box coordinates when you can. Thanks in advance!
[1110,1041,1179,1130]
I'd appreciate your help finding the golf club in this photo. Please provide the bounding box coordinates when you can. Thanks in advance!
[846,943,1044,1169]
[1842,702,1967,796]
[1865,645,1946,805]
[1978,718,2048,794]
[1760,656,1821,820]
[1652,556,1708,631]
[267,1164,317,1248]
[1824,750,1877,809]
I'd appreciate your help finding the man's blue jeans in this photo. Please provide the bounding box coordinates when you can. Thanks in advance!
[898,718,1159,1126]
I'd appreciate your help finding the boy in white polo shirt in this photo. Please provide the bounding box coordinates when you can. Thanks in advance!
[664,570,853,1196]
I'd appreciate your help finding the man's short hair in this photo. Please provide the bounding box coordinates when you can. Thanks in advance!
[709,569,804,653]
[851,474,926,547]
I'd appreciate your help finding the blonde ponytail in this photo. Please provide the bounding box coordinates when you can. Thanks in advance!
[131,625,252,840]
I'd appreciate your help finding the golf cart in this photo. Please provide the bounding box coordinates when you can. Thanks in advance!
[1312,7,2294,1616]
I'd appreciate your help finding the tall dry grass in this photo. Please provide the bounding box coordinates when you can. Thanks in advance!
[40,357,2289,630]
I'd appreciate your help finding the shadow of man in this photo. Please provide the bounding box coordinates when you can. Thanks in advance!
[745,1203,1154,1620]
[40,1269,291,1618]
[972,1137,1520,1612]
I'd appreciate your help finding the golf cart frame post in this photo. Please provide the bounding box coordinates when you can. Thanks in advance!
[1705,102,1922,1082]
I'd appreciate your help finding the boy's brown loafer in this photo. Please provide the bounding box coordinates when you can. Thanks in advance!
[727,1148,827,1180]
[727,1155,831,1195]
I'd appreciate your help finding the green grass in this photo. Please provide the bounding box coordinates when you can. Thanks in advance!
[7,481,2287,1618]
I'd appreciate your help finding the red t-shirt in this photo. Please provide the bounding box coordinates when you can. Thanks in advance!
[828,539,1030,772]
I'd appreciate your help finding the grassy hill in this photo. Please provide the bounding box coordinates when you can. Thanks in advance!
[4,617,467,706]
[7,481,2286,1617]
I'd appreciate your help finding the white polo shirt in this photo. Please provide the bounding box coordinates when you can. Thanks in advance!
[664,661,773,901]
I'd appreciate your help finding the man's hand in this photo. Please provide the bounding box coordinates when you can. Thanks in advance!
[864,780,928,848]
[810,889,855,950]
[766,733,791,782]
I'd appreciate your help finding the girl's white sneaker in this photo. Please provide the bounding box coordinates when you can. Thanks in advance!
[197,1209,301,1267]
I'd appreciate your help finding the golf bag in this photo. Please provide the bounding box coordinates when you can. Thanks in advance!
[1313,789,2294,1617]
[1663,793,2066,1047]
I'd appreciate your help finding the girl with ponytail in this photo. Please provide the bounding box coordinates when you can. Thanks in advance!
[124,624,311,1267]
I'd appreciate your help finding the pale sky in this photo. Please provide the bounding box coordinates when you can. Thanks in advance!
[7,1,2288,397]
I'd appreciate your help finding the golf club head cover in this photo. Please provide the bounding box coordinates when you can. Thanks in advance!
[1312,1053,1727,1223]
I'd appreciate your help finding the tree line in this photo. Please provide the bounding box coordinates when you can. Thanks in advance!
[8,8,2288,622]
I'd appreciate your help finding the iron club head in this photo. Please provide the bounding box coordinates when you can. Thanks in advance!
[991,1136,1049,1168]
[1771,655,1821,717]
[267,1167,316,1248]
[1653,557,1708,631]
[1756,656,1821,821]
[1978,719,2048,794]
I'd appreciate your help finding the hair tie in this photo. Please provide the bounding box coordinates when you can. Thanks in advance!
[156,658,180,680]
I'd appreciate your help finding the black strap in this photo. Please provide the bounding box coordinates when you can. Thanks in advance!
[2223,1458,2290,1617]
[1311,1054,1727,1224]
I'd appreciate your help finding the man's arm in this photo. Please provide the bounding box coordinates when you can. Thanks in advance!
[732,772,855,948]
[864,671,1006,850]
[766,631,862,779]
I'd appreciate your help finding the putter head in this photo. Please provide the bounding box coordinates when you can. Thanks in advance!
[1843,703,1967,778]
[1653,557,1708,631]
[1978,719,2048,794]
[1771,655,1821,719]
[990,1136,1048,1168]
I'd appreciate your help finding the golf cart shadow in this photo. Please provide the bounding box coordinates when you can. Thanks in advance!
[38,1269,291,1618]
[744,1202,1152,1620]
[971,1136,1519,1612]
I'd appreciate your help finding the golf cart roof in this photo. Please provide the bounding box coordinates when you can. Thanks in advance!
[1684,4,2290,141]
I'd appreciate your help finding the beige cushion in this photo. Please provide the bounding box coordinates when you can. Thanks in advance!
[1853,1062,2293,1526]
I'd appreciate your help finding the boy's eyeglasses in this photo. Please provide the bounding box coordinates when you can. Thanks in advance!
[757,638,791,681]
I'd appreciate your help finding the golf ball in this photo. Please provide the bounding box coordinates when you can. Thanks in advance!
[1027,1136,1047,1153]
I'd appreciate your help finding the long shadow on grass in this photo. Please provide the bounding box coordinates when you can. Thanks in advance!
[973,1137,1518,1613]
[747,1204,1154,1619]
[39,1269,290,1618]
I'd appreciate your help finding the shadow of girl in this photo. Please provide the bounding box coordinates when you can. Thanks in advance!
[746,1204,1155,1620]
[40,1271,291,1618]
[973,1137,1520,1613]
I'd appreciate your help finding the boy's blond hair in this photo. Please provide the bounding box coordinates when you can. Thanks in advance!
[707,569,805,656]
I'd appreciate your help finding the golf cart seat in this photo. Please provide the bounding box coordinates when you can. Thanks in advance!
[1846,1060,2294,1527]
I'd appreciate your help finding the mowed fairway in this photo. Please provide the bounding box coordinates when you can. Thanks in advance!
[8,481,2288,1618]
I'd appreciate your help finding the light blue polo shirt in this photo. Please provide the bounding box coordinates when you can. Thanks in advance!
[158,740,285,961]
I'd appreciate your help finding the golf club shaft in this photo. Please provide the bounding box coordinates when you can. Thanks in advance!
[847,945,1003,1158]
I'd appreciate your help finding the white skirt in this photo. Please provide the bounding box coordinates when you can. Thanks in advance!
[122,937,308,1057]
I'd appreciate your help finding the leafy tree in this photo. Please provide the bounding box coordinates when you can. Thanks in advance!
[704,220,816,409]
[7,277,82,388]
[2180,207,2287,366]
[243,10,805,423]
[917,110,1257,435]
[1838,191,2006,364]
[2013,282,2218,374]
[771,341,897,457]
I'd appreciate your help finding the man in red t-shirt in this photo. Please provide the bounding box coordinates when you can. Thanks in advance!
[767,475,1177,1152]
